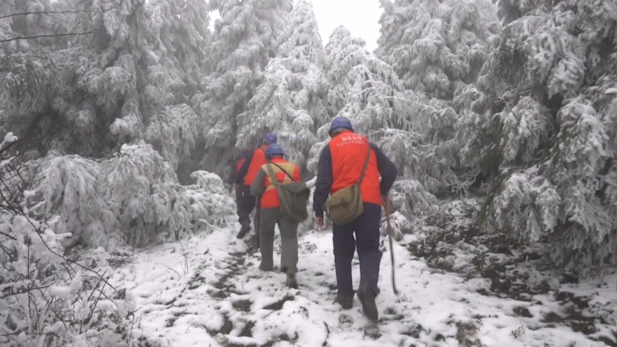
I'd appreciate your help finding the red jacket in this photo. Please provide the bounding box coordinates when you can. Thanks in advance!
[259,157,302,209]
[244,146,269,185]
[329,131,381,205]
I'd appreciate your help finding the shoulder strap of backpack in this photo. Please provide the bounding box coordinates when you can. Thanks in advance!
[270,162,295,182]
[358,142,372,186]
[264,164,280,187]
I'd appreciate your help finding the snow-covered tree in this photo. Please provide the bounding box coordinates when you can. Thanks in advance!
[143,0,210,176]
[0,0,74,55]
[320,26,404,140]
[376,0,499,101]
[1,0,210,174]
[375,0,501,196]
[236,0,327,172]
[464,0,617,269]
[192,0,293,175]
[315,26,454,195]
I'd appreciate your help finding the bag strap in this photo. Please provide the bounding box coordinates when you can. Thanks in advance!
[264,164,280,188]
[270,162,295,182]
[358,142,372,186]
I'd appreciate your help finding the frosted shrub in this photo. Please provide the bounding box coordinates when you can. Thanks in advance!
[28,155,118,251]
[0,133,132,347]
[99,141,191,247]
[181,171,236,232]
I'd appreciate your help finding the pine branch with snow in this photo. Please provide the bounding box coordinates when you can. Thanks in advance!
[99,141,191,247]
[237,0,327,171]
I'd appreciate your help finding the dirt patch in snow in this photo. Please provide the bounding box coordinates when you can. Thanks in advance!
[263,293,295,310]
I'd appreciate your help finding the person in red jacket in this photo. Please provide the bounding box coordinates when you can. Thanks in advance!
[235,133,278,240]
[250,144,302,288]
[313,117,397,322]
[229,150,251,224]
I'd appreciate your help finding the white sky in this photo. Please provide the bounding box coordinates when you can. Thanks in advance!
[311,0,383,52]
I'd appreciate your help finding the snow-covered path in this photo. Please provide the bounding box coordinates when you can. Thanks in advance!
[108,227,615,347]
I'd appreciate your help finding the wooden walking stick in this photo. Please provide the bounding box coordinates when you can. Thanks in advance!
[384,198,399,295]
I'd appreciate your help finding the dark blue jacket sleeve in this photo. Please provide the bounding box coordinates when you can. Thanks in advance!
[234,151,253,185]
[370,143,398,196]
[312,144,333,218]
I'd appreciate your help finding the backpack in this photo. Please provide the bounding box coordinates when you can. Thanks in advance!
[264,162,310,223]
[324,144,372,226]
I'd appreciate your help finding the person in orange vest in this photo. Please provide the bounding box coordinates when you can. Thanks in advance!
[250,144,302,288]
[312,117,397,322]
[235,133,278,240]
[229,150,252,224]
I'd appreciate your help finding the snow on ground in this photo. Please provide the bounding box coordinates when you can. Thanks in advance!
[108,209,617,347]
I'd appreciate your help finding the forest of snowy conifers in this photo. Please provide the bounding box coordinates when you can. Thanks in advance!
[1,0,617,346]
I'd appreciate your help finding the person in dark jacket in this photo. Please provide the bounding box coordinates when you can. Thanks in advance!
[250,144,302,288]
[235,133,278,240]
[312,116,397,322]
[229,150,252,225]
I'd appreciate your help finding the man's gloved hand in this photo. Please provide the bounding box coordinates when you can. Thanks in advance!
[381,195,391,209]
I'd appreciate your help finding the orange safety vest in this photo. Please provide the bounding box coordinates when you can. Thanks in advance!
[260,158,301,209]
[244,145,269,185]
[329,131,381,205]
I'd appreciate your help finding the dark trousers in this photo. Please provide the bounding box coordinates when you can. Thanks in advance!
[238,184,256,225]
[235,185,244,222]
[332,202,382,297]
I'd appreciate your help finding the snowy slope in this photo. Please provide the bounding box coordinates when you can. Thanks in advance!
[108,220,616,347]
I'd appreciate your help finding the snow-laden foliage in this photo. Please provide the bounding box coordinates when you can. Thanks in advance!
[316,26,458,197]
[147,0,210,96]
[192,0,293,175]
[0,0,209,169]
[236,0,327,171]
[377,0,499,101]
[99,141,191,247]
[375,0,501,197]
[465,0,617,269]
[0,133,135,347]
[322,26,405,136]
[181,171,236,232]
[28,155,117,251]
[0,52,57,118]
[0,0,73,55]
[144,104,201,171]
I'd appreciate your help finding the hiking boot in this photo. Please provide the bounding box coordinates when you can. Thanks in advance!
[259,263,274,272]
[236,221,250,239]
[286,272,298,289]
[335,294,354,310]
[357,284,379,322]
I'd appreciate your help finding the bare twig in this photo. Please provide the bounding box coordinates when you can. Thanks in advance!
[154,262,181,277]
[0,31,94,43]
[0,9,110,20]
